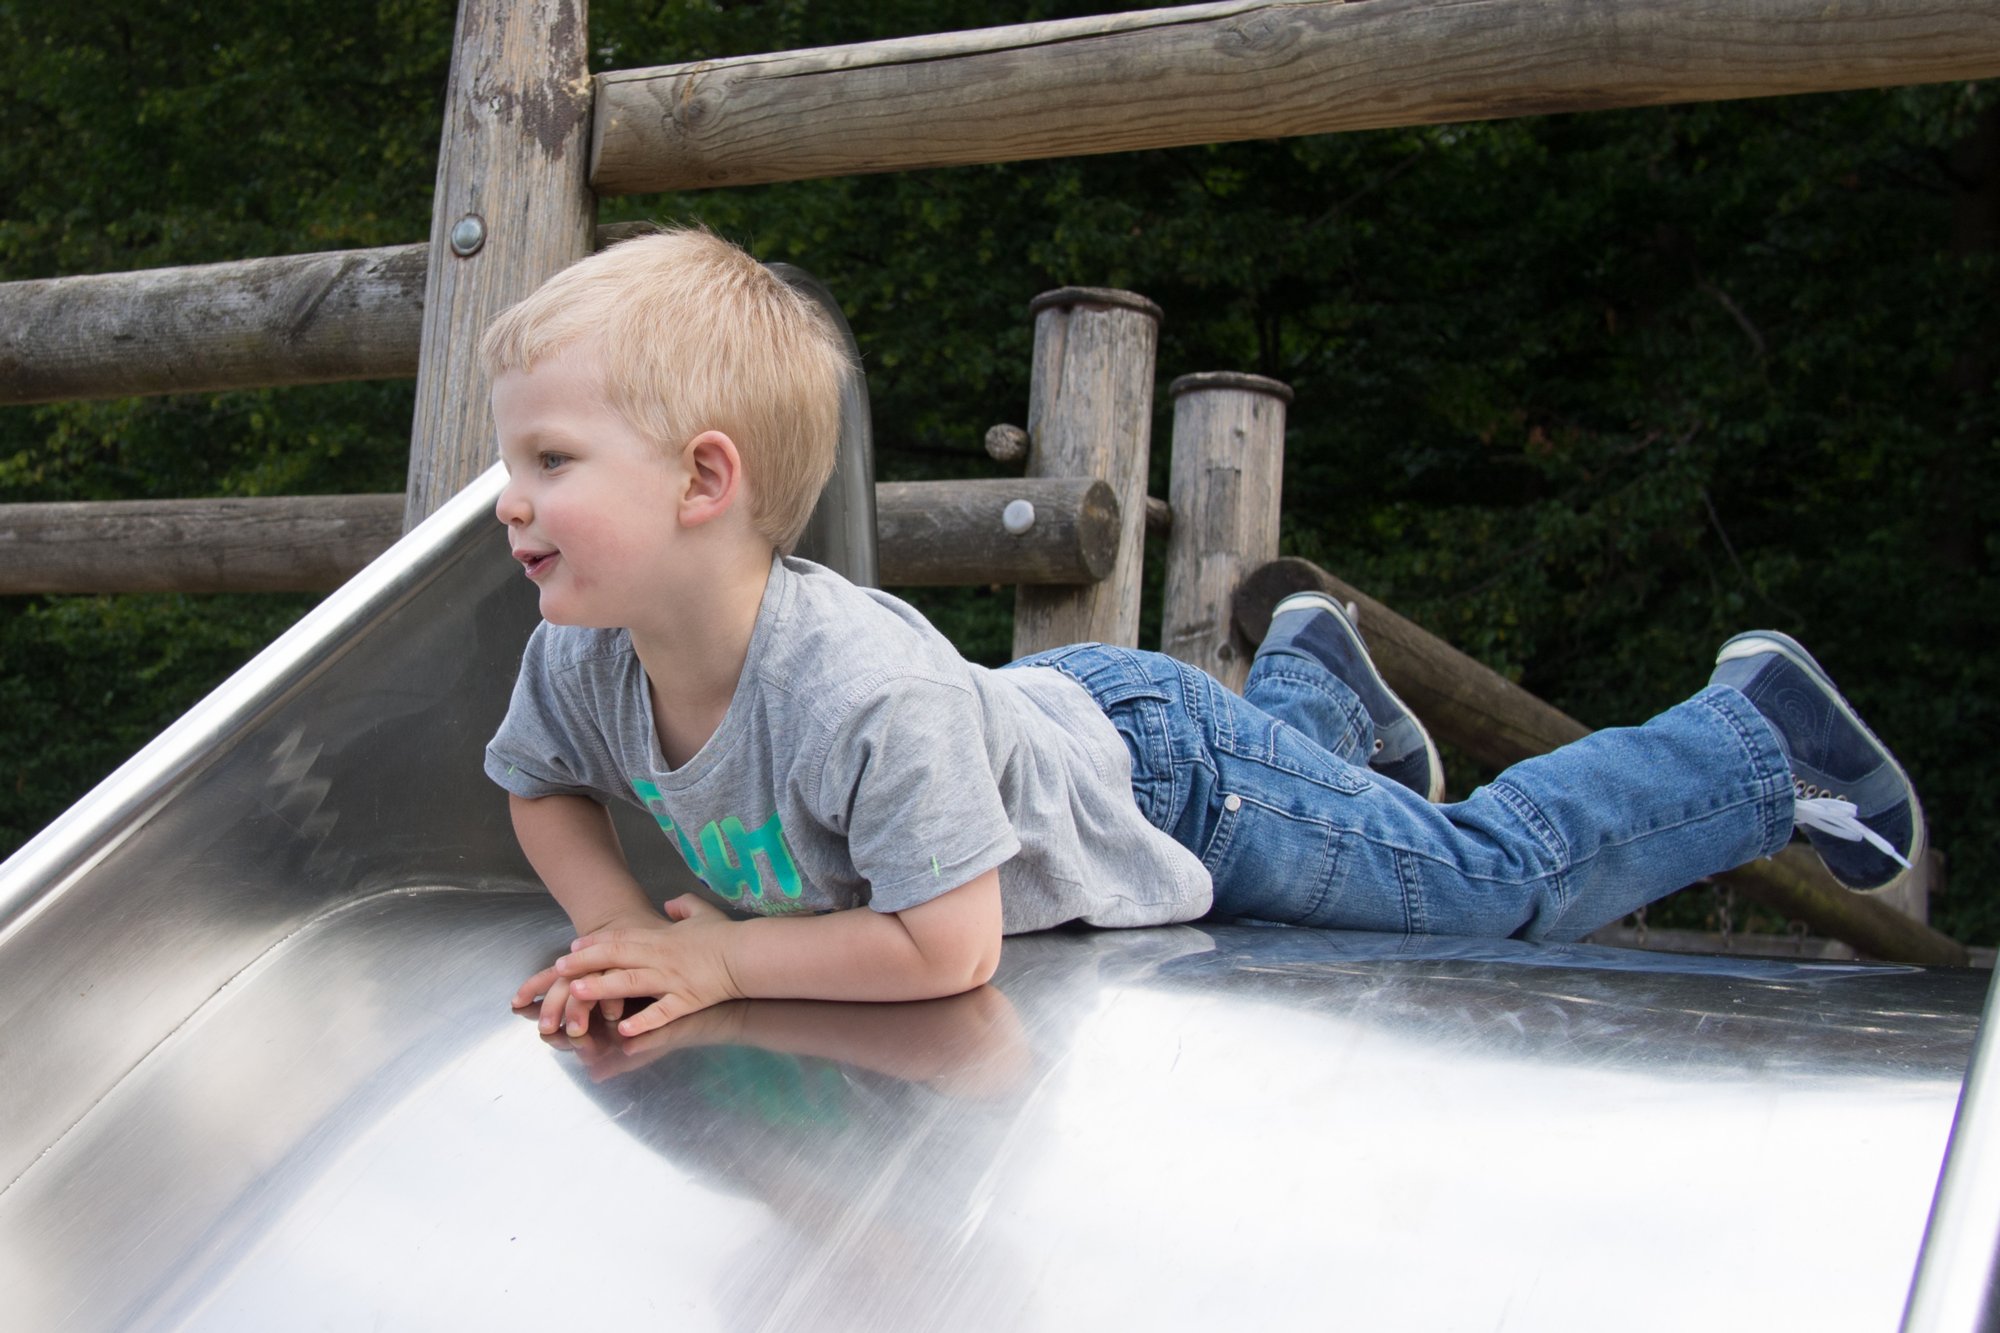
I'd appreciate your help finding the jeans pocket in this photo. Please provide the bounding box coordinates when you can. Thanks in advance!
[1104,692,1177,828]
[1201,791,1344,926]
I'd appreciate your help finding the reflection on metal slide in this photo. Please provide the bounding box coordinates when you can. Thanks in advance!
[2,274,1995,1331]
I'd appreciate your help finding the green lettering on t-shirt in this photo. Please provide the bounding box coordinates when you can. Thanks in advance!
[630,778,803,906]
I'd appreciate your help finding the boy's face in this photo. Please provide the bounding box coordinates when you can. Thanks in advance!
[492,348,685,630]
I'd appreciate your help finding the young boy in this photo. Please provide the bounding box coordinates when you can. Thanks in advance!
[486,226,1924,1041]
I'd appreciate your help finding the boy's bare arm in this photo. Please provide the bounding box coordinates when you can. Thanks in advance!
[508,793,663,1034]
[556,866,1005,1035]
[509,793,658,929]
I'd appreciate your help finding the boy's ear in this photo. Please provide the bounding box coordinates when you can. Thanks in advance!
[676,430,742,527]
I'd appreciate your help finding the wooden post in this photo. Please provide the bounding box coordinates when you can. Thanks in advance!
[1011,287,1161,658]
[1161,372,1290,691]
[404,0,597,530]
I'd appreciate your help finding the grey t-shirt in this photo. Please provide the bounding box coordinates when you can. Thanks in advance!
[484,555,1212,934]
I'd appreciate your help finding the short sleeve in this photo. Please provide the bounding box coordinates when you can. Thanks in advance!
[812,676,1021,913]
[484,624,603,801]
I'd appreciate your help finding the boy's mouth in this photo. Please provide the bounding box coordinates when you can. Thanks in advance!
[515,548,559,580]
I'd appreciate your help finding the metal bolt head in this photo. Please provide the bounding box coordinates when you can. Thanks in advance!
[1002,499,1037,535]
[449,214,486,257]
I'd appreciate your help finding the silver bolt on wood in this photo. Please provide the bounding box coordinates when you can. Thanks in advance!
[449,215,486,257]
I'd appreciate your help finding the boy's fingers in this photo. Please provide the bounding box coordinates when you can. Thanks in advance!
[663,894,720,922]
[537,978,572,1035]
[563,991,593,1038]
[614,993,696,1037]
[602,996,625,1022]
[556,936,651,977]
[512,964,561,1009]
[567,966,654,1002]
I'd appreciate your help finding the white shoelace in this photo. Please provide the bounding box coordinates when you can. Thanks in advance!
[1794,796,1912,869]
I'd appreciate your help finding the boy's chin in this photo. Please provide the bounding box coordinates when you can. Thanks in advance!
[536,598,621,631]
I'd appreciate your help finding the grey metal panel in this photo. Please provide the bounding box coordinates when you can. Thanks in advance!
[0,885,1985,1332]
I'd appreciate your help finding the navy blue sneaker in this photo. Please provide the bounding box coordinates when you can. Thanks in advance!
[1710,631,1924,892]
[1263,592,1446,801]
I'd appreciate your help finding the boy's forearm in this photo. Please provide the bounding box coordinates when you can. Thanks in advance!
[510,793,657,930]
[559,865,1006,1031]
[720,867,1003,1005]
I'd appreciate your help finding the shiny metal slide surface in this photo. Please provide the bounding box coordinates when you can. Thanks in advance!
[1,468,1993,1330]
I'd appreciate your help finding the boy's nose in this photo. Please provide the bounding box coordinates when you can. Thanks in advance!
[495,478,529,526]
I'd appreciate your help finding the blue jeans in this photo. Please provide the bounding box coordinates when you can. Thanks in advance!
[1008,645,1795,942]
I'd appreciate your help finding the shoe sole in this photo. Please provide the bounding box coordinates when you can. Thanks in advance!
[1272,592,1447,802]
[1715,631,1928,895]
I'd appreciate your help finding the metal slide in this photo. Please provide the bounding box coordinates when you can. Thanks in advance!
[3,280,1995,1329]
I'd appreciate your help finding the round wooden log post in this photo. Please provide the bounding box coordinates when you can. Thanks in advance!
[1161,372,1291,691]
[403,0,596,530]
[0,247,427,406]
[0,479,1114,596]
[1235,557,1592,770]
[589,0,2000,195]
[0,496,405,594]
[0,225,653,407]
[1011,287,1161,658]
[878,477,1118,587]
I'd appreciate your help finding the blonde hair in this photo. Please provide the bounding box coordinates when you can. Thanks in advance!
[480,225,852,552]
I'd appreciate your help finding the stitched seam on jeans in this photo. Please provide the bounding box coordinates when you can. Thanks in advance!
[1209,717,1369,791]
[1691,685,1792,858]
[1488,779,1568,865]
[1395,849,1426,934]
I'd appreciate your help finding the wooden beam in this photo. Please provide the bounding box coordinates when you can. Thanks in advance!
[0,222,722,408]
[0,496,407,595]
[1234,555,1968,966]
[0,246,426,406]
[1236,556,1590,772]
[405,0,597,529]
[0,478,1120,596]
[1012,288,1162,657]
[591,0,2000,195]
[1161,372,1290,691]
[879,477,1118,587]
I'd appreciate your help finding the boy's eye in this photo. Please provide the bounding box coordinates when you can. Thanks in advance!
[538,452,570,472]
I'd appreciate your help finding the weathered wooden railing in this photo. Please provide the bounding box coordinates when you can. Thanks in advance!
[5,0,1995,516]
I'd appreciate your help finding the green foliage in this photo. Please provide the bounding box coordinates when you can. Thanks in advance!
[0,1,443,849]
[2,2,1994,941]
[0,592,312,849]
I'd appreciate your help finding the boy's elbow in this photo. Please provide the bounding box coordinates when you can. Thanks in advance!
[911,919,1001,996]
[917,929,998,996]
[899,866,1003,995]
[959,935,1002,991]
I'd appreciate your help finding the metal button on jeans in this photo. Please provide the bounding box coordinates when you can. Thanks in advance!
[1224,793,1242,812]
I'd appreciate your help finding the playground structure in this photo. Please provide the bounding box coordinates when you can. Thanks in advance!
[2,1,1999,1328]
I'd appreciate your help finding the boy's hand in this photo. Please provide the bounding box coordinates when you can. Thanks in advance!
[554,894,746,1037]
[513,905,664,1038]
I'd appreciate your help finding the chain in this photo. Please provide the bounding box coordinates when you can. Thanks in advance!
[1633,902,1649,947]
[1714,883,1735,951]
[1788,918,1809,956]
